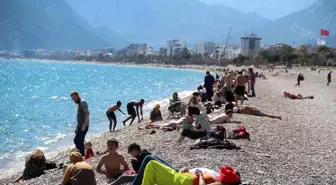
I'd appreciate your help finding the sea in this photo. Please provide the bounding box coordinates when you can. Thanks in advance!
[0,59,204,177]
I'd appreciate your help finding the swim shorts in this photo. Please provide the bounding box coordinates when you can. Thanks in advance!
[127,103,136,117]
[234,86,245,96]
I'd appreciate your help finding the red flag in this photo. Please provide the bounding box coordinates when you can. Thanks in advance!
[321,29,330,36]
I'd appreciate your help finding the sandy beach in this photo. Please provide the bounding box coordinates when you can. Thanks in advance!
[1,68,336,185]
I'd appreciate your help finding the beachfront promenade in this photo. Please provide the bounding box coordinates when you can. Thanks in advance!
[1,68,336,185]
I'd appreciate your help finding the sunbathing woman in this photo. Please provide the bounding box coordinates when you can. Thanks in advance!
[232,104,282,120]
[131,155,241,185]
[209,109,241,125]
[283,91,314,100]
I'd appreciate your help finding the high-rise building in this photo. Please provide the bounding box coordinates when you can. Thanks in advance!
[167,40,186,55]
[196,42,216,55]
[241,33,262,57]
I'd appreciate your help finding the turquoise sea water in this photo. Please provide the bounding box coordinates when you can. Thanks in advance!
[0,60,203,173]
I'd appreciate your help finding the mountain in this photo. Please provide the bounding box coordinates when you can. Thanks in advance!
[200,0,317,20]
[66,0,270,46]
[259,0,336,45]
[0,0,127,50]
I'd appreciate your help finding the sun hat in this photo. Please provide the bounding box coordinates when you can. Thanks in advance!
[217,166,240,184]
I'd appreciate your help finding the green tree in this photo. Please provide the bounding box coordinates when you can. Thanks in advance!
[180,47,191,61]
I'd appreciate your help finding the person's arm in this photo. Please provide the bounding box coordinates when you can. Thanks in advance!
[176,135,185,143]
[120,156,130,173]
[118,108,125,115]
[96,157,108,175]
[140,105,143,120]
[136,105,141,122]
[198,172,207,185]
[61,165,74,185]
[81,102,90,131]
[13,175,24,183]
[158,110,163,120]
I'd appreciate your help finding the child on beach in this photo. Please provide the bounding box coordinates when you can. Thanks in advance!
[84,141,94,160]
[106,101,126,132]
[96,139,129,182]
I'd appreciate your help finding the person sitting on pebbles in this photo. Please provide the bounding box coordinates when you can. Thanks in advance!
[168,92,186,118]
[61,151,96,185]
[283,91,314,100]
[149,104,163,123]
[230,103,282,120]
[14,149,46,183]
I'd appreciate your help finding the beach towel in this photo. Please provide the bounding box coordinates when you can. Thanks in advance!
[189,138,238,150]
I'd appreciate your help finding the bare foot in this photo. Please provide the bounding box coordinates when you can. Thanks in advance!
[278,116,282,120]
[122,121,126,127]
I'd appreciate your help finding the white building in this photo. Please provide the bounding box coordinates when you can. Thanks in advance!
[196,42,216,55]
[224,45,241,59]
[167,40,186,55]
[241,33,262,57]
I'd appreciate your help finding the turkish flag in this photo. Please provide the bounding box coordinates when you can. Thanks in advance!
[321,29,330,36]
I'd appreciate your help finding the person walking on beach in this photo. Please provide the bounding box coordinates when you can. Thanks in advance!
[122,99,145,126]
[327,71,332,86]
[295,73,304,87]
[106,101,126,132]
[204,71,215,101]
[70,91,89,156]
[249,68,256,97]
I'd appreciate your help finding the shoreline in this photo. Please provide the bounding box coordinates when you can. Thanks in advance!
[0,86,196,181]
[4,57,227,73]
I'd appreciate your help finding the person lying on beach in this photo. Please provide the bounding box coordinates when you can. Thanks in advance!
[168,92,186,117]
[106,101,126,132]
[96,139,129,182]
[61,151,96,185]
[149,104,163,123]
[138,115,194,130]
[122,99,145,126]
[209,109,241,124]
[131,155,241,185]
[283,91,314,100]
[109,143,151,185]
[232,104,282,120]
[14,149,46,183]
[84,141,94,160]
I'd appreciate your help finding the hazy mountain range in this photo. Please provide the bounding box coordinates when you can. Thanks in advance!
[200,0,317,20]
[0,0,334,50]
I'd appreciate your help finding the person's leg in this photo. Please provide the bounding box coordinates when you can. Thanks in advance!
[132,155,164,185]
[112,117,117,132]
[150,155,177,171]
[129,115,136,125]
[240,95,244,105]
[265,114,282,120]
[136,161,185,185]
[234,94,239,106]
[251,83,256,97]
[123,116,132,126]
[74,127,88,156]
[106,112,113,132]
[110,175,136,185]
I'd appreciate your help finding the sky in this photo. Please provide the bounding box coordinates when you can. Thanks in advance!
[200,0,317,20]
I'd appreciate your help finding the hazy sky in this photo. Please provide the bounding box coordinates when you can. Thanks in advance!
[200,0,317,19]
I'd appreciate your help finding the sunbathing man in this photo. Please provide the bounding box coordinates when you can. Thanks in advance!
[122,99,145,126]
[96,139,129,183]
[232,103,282,120]
[283,91,314,100]
[106,101,126,132]
[209,109,241,124]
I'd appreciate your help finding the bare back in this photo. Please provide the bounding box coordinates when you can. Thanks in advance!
[235,75,247,86]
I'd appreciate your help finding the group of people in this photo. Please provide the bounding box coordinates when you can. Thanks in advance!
[15,68,285,185]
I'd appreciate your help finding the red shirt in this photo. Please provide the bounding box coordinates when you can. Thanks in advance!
[85,148,94,160]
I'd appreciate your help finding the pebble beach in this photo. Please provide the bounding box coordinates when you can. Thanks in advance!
[1,68,336,185]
